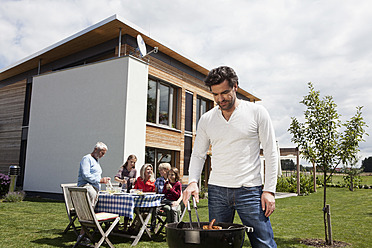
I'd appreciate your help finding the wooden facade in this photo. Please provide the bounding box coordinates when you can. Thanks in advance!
[0,15,260,186]
[0,80,26,173]
[116,43,216,182]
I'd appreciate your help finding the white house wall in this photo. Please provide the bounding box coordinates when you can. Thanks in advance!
[24,56,148,194]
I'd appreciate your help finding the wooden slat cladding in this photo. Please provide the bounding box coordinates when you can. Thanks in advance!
[146,125,182,151]
[0,80,26,173]
[116,44,211,93]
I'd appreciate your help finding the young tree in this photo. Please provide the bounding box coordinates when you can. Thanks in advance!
[288,82,368,245]
[342,158,362,191]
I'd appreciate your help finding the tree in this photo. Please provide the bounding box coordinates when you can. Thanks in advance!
[342,158,362,191]
[362,157,372,172]
[288,82,368,245]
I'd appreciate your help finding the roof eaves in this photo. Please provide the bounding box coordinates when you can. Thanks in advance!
[0,15,119,75]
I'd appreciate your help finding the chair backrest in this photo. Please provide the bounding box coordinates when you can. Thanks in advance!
[61,183,77,215]
[68,187,96,224]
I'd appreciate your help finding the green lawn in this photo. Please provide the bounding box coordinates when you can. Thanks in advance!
[0,187,371,247]
[330,174,372,185]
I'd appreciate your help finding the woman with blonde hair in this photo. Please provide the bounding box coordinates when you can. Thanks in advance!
[134,163,155,192]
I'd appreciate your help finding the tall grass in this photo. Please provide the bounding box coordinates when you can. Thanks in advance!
[0,187,371,247]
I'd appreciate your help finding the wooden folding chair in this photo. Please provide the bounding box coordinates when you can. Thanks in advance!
[69,187,120,248]
[61,183,79,236]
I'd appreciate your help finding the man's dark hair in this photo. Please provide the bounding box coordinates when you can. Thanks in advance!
[204,66,239,89]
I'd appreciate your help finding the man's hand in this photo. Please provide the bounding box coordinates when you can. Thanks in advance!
[261,191,275,217]
[100,177,111,184]
[182,182,199,206]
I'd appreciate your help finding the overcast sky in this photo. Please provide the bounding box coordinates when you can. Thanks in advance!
[1,0,371,165]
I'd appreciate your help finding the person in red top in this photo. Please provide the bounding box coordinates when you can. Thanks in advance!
[162,167,182,223]
[134,164,155,192]
[127,164,156,234]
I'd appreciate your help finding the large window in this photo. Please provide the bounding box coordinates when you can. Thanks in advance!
[147,78,178,128]
[145,147,178,177]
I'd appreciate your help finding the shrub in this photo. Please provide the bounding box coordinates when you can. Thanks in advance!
[199,184,207,199]
[276,174,315,194]
[3,191,25,202]
[0,173,10,197]
[343,174,362,190]
[276,176,297,193]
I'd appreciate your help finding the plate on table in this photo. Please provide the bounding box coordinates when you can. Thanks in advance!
[135,192,156,196]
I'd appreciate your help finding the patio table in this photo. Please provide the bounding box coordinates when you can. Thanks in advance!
[95,192,163,246]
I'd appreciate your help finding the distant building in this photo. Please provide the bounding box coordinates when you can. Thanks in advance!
[0,15,260,196]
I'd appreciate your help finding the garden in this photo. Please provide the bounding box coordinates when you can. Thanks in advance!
[0,172,371,247]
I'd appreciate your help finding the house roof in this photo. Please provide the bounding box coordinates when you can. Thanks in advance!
[0,14,261,101]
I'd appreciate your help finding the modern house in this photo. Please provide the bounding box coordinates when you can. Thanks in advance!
[0,15,260,196]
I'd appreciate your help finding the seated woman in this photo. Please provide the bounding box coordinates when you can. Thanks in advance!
[134,163,156,192]
[162,167,182,223]
[128,164,156,233]
[114,154,137,192]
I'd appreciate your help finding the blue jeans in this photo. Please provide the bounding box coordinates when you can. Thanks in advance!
[208,184,277,248]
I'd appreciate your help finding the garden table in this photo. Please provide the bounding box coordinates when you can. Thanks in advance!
[95,192,163,246]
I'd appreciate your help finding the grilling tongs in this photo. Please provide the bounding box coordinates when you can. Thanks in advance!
[187,196,201,229]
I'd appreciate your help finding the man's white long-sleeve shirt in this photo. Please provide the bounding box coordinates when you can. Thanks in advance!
[188,100,278,193]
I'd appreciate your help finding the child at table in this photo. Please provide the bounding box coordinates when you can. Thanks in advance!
[162,167,182,223]
[155,162,171,194]
[114,154,137,192]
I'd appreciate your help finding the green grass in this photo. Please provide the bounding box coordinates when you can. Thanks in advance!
[0,187,371,247]
[329,174,372,186]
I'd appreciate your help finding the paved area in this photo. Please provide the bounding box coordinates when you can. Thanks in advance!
[275,192,297,199]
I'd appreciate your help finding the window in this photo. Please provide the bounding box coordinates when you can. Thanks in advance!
[147,78,178,128]
[145,147,178,177]
[185,91,193,133]
[183,136,193,175]
[196,96,213,127]
[183,91,194,175]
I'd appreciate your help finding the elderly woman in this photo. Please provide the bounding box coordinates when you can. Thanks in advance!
[114,154,137,192]
[134,163,156,192]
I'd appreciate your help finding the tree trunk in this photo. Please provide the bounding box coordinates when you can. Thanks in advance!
[323,171,333,245]
[323,171,328,243]
[350,175,354,191]
[297,160,300,195]
[313,162,316,192]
